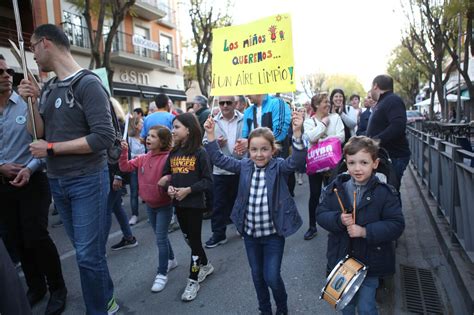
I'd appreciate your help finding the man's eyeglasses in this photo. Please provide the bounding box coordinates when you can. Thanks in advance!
[0,68,15,76]
[218,101,234,106]
[30,38,45,52]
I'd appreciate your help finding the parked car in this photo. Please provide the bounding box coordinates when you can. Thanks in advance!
[406,110,425,124]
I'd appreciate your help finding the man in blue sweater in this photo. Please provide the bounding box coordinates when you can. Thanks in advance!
[367,74,410,191]
[234,94,291,156]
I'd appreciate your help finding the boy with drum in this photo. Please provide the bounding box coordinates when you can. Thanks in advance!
[316,136,405,314]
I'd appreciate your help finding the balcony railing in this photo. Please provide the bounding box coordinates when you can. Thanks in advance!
[112,30,179,69]
[60,22,91,49]
[59,22,180,70]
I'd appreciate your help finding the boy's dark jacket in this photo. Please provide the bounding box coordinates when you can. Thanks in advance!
[316,174,405,277]
[205,140,306,237]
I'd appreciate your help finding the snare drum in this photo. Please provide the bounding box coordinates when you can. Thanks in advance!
[320,255,367,311]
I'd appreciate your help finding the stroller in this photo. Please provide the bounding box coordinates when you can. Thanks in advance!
[327,147,399,191]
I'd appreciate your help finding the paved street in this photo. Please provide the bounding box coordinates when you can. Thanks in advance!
[25,166,465,314]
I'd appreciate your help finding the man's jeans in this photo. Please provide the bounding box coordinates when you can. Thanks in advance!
[49,167,114,315]
[391,156,410,191]
[342,276,379,315]
[129,170,139,216]
[146,205,175,275]
[244,234,288,314]
[211,174,239,239]
[108,187,133,239]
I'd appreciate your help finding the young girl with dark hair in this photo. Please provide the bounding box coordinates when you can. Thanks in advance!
[159,113,213,302]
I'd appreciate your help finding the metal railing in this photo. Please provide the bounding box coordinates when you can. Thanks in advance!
[407,125,474,262]
[58,22,180,69]
[60,22,91,49]
[112,30,180,69]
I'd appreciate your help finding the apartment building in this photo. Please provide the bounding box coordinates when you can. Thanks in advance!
[0,0,186,112]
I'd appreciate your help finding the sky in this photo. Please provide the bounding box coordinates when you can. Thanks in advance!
[179,0,409,91]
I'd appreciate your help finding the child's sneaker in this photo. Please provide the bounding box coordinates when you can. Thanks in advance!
[107,297,119,314]
[167,258,178,272]
[197,262,214,283]
[151,274,168,292]
[181,279,200,301]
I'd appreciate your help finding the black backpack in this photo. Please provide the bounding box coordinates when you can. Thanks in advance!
[40,69,122,164]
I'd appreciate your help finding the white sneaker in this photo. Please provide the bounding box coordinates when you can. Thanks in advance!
[181,279,200,301]
[168,258,178,272]
[198,262,214,283]
[129,215,138,225]
[151,274,168,292]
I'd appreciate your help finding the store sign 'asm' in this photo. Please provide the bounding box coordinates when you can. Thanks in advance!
[119,69,150,85]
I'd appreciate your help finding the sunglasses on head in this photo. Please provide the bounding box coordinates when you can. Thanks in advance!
[218,101,233,106]
[0,68,15,76]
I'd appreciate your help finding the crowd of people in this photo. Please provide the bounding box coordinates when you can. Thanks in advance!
[0,23,411,315]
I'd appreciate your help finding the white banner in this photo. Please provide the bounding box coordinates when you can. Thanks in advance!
[132,35,159,51]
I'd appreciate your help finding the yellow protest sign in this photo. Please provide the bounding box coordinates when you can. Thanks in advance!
[211,13,295,96]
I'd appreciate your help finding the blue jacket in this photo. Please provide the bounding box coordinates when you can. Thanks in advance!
[356,109,371,136]
[316,174,405,277]
[241,95,291,142]
[205,140,305,237]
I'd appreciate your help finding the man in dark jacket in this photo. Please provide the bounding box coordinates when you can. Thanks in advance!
[192,95,210,129]
[367,75,410,190]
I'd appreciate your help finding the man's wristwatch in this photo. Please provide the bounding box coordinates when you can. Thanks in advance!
[47,142,55,157]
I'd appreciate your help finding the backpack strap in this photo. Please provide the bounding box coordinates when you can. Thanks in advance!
[41,69,106,112]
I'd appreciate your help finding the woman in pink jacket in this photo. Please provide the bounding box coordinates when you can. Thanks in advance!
[119,125,178,293]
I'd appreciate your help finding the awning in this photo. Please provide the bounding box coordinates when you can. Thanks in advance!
[446,94,470,102]
[112,82,187,101]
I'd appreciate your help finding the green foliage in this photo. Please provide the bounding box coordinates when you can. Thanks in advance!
[387,45,428,106]
[323,74,366,101]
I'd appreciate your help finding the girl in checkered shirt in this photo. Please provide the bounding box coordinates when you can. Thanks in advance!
[204,112,306,315]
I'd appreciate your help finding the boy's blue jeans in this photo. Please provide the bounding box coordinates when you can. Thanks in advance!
[243,234,287,314]
[342,276,379,315]
[48,167,114,315]
[108,187,133,239]
[129,170,139,216]
[147,205,175,275]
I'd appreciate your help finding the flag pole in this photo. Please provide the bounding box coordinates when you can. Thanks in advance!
[12,0,38,140]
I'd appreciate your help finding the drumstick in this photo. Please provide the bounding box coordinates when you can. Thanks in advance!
[333,188,346,214]
[353,191,357,223]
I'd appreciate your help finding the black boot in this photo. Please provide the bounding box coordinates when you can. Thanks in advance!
[45,286,67,315]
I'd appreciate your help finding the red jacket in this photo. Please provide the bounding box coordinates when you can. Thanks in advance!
[119,149,171,208]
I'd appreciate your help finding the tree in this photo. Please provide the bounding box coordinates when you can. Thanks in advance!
[387,45,429,107]
[183,59,197,92]
[300,73,327,98]
[440,0,474,121]
[323,74,366,102]
[402,0,457,118]
[189,0,232,98]
[68,0,136,90]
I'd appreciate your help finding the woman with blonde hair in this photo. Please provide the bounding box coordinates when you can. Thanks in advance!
[302,93,345,240]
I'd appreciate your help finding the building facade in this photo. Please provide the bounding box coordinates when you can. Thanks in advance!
[0,0,186,113]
